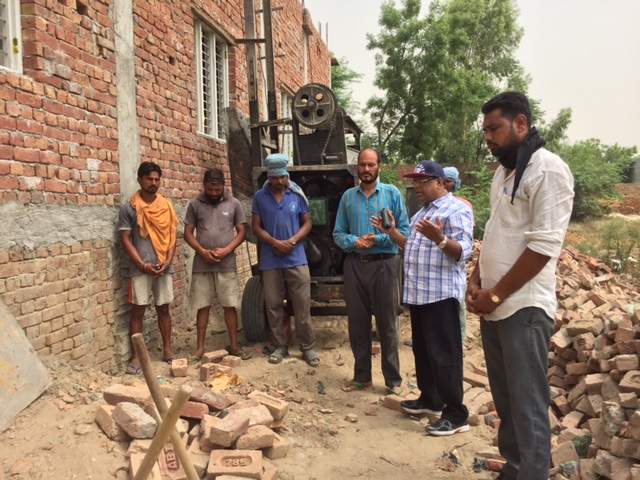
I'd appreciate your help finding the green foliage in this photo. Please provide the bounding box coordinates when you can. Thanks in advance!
[558,139,637,219]
[330,56,363,112]
[600,218,640,272]
[458,162,493,238]
[574,219,640,274]
[367,0,526,165]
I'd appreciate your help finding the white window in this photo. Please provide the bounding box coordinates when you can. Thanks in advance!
[195,20,229,140]
[280,90,294,160]
[0,0,22,72]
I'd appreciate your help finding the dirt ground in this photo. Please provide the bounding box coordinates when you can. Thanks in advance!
[0,312,498,480]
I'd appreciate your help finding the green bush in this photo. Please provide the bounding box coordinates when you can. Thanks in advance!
[458,162,493,238]
[559,140,637,219]
[599,218,640,273]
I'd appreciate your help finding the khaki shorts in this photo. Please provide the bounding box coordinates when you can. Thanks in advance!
[191,271,240,310]
[128,274,174,306]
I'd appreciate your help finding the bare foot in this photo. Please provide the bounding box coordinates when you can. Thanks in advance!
[193,348,204,359]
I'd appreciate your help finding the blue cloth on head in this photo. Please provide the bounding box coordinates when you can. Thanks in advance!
[264,153,289,177]
[443,166,461,192]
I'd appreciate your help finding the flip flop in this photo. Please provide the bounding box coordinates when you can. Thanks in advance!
[302,349,320,367]
[226,345,253,360]
[126,363,142,375]
[341,381,372,392]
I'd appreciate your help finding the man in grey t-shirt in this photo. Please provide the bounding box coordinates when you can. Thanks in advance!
[184,168,248,359]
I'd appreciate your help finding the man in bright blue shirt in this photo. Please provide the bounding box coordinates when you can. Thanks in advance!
[333,148,410,393]
[252,154,319,367]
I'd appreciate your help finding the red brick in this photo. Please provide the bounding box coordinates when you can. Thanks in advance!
[207,450,262,479]
[179,401,209,421]
[247,391,289,421]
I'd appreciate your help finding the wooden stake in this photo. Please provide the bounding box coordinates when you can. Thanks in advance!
[133,385,191,480]
[132,333,200,480]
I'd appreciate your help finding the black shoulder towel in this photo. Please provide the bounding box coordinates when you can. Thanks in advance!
[511,127,545,204]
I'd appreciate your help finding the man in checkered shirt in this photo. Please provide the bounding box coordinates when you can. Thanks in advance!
[373,160,474,436]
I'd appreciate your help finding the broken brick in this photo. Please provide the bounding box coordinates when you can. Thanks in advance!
[235,425,275,450]
[263,432,290,460]
[203,349,228,363]
[103,384,150,407]
[171,358,188,377]
[221,355,242,368]
[94,404,128,441]
[247,391,289,421]
[112,402,157,439]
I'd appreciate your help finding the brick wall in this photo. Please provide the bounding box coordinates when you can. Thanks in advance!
[0,0,331,371]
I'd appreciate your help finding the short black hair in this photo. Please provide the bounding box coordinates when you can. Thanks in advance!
[482,91,532,126]
[358,148,383,164]
[203,168,225,185]
[137,161,162,178]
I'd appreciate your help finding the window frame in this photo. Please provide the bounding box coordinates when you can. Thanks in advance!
[0,0,23,73]
[195,18,229,142]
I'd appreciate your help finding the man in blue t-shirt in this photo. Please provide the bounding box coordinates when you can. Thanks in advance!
[251,154,319,367]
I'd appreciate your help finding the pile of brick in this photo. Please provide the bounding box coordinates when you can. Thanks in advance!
[94,349,291,479]
[545,247,640,479]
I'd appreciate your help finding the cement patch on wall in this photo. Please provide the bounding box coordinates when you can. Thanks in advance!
[1,203,119,250]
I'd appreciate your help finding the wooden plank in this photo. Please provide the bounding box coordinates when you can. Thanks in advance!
[0,301,51,431]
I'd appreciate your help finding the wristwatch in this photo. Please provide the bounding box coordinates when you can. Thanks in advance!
[437,235,448,250]
[490,290,502,305]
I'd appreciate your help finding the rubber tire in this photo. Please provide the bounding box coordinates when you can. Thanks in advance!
[241,275,268,342]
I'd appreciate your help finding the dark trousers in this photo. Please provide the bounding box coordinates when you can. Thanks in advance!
[343,255,401,388]
[409,299,467,424]
[481,307,553,480]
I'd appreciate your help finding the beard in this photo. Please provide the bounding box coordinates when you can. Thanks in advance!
[358,171,378,185]
[489,136,519,170]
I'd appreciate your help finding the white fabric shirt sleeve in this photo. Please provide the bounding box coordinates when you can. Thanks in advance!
[524,166,574,258]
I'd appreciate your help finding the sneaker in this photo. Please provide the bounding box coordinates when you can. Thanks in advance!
[400,399,442,416]
[426,418,470,436]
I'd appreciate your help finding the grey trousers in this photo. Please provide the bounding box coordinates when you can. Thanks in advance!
[343,255,401,388]
[262,265,315,350]
[480,307,553,480]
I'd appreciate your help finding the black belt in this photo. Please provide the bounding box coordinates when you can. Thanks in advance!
[350,253,396,263]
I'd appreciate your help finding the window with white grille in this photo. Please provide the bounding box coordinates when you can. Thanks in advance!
[0,0,22,72]
[195,20,229,140]
[280,90,294,160]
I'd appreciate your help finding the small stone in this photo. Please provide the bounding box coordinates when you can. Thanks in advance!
[344,413,358,423]
[74,424,92,435]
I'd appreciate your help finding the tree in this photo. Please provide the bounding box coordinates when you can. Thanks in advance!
[367,0,527,164]
[330,56,363,112]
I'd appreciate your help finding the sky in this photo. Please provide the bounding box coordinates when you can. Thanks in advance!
[303,0,640,149]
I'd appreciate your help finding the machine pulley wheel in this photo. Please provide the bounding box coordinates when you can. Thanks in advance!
[293,83,336,128]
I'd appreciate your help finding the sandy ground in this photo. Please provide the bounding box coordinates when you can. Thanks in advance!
[0,312,498,480]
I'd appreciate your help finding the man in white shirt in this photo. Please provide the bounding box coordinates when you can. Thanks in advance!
[467,92,574,480]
